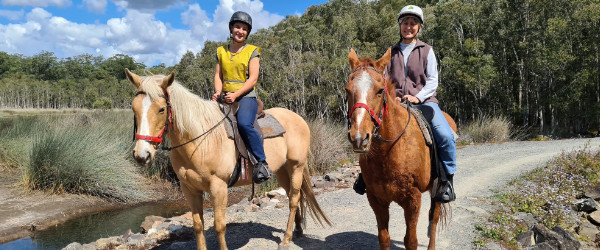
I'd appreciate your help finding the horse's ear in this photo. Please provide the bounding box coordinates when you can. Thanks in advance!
[161,72,175,90]
[348,48,360,71]
[125,68,142,89]
[375,47,392,72]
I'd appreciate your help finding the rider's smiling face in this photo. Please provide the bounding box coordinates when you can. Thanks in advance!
[399,17,420,42]
[231,22,249,43]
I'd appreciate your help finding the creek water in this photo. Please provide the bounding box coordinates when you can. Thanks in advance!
[0,201,189,250]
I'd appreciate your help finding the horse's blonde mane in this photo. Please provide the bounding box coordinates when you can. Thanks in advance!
[139,75,226,151]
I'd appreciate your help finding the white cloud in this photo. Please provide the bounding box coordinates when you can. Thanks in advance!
[0,9,24,21]
[111,0,189,11]
[83,0,107,14]
[2,0,71,7]
[0,0,285,67]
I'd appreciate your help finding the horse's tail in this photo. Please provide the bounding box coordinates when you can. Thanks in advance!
[299,166,332,227]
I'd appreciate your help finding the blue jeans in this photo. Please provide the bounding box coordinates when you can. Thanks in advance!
[237,97,266,162]
[415,102,457,175]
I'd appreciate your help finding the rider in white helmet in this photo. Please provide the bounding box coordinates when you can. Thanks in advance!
[354,5,457,203]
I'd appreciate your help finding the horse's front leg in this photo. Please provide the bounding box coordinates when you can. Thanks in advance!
[181,185,207,250]
[400,191,422,250]
[210,180,229,250]
[367,193,391,250]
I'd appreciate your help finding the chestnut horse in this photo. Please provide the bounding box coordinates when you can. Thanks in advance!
[125,69,330,250]
[345,49,453,250]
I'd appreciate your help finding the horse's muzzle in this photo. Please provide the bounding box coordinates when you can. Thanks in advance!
[133,149,152,166]
[348,132,370,153]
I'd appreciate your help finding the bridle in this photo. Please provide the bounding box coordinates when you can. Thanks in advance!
[347,66,389,137]
[132,91,229,151]
[346,65,411,143]
[133,91,172,144]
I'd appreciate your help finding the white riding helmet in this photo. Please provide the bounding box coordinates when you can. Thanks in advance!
[398,5,424,24]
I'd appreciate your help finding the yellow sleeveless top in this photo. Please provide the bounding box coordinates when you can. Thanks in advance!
[217,44,260,93]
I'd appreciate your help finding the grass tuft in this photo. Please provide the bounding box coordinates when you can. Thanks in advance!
[458,115,518,144]
[307,119,353,175]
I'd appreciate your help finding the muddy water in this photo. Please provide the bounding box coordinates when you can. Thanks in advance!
[0,201,188,250]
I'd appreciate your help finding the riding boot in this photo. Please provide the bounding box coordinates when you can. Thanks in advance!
[434,174,455,203]
[353,173,366,195]
[253,161,272,184]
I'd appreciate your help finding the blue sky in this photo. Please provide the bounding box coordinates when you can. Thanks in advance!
[0,0,329,66]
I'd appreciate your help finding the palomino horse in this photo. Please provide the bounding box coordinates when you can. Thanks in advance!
[345,49,454,250]
[125,69,330,250]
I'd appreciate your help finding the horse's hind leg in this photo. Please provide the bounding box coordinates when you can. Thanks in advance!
[181,185,207,250]
[209,180,229,250]
[427,199,441,250]
[367,194,391,250]
[276,163,304,249]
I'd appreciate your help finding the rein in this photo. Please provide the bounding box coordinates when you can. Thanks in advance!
[347,66,411,144]
[133,91,230,151]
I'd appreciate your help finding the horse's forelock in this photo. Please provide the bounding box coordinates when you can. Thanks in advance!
[139,75,167,101]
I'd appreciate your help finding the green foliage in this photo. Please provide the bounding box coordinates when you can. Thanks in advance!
[1,0,599,137]
[93,97,113,110]
[0,111,155,202]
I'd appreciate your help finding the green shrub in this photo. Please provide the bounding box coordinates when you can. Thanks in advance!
[307,119,352,175]
[24,114,147,202]
[93,97,113,110]
[459,115,514,143]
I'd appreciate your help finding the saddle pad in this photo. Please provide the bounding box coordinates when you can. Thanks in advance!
[223,113,286,140]
[399,103,433,146]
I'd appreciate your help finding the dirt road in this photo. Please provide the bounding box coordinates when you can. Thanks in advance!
[187,137,600,249]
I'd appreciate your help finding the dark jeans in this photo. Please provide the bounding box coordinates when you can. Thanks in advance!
[237,97,266,162]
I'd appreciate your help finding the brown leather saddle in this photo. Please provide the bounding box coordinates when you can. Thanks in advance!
[217,93,285,187]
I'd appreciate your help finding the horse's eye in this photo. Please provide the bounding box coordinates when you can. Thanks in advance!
[377,88,384,95]
[159,107,165,114]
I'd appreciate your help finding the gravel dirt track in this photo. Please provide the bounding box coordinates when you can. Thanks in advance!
[191,137,600,249]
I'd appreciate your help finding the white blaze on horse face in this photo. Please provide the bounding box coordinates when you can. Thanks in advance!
[140,95,152,136]
[354,71,373,130]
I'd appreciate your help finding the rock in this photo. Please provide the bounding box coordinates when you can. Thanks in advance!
[525,241,559,250]
[95,236,120,250]
[588,211,600,226]
[515,212,538,229]
[576,220,599,240]
[574,198,599,213]
[244,204,259,212]
[63,242,83,250]
[141,215,166,233]
[551,226,581,250]
[530,224,581,250]
[169,225,195,240]
[517,231,535,247]
[275,203,286,209]
[584,183,600,201]
[267,187,287,198]
[126,234,146,247]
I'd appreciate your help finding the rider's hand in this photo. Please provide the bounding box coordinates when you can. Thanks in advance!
[211,91,221,101]
[224,92,238,103]
[402,95,420,104]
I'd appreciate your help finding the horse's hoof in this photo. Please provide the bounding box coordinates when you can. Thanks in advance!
[293,230,304,238]
[278,244,290,250]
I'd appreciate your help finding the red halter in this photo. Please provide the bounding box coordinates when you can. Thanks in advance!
[347,66,388,128]
[133,91,172,145]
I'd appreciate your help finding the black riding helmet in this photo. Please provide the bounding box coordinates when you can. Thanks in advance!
[229,11,253,36]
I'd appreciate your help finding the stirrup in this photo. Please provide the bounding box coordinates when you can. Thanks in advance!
[353,173,366,195]
[253,161,271,184]
[434,180,455,203]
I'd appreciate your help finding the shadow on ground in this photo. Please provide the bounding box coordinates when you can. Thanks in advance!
[154,222,411,249]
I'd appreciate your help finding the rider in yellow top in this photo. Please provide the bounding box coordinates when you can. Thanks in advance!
[211,11,271,184]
